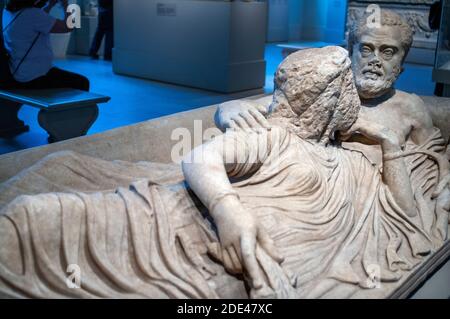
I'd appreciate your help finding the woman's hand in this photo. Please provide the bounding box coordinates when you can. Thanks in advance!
[215,100,270,132]
[211,195,284,290]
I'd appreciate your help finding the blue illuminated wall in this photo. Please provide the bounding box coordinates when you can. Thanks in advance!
[267,0,289,42]
[267,0,348,43]
[324,0,348,43]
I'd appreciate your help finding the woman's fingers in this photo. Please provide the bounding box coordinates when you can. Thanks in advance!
[257,227,284,264]
[255,103,269,115]
[233,117,251,130]
[210,243,243,275]
[226,246,243,274]
[227,105,269,130]
[248,108,271,129]
[240,111,261,129]
[220,247,240,275]
[240,234,264,290]
[228,119,239,130]
[221,250,235,274]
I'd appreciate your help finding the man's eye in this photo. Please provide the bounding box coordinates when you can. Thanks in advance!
[383,49,394,58]
[361,46,372,56]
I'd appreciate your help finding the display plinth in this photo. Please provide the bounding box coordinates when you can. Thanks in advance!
[113,0,267,93]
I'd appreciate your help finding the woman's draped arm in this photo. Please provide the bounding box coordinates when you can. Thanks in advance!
[182,128,284,294]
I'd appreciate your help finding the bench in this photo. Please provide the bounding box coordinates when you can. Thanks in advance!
[0,88,110,142]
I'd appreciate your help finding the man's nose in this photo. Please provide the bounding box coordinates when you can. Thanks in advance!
[368,53,382,67]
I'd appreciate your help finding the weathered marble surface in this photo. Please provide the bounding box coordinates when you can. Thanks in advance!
[0,46,448,299]
[213,9,450,298]
[0,9,449,299]
[0,101,448,299]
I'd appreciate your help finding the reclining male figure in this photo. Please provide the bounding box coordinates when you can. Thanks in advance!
[215,9,450,212]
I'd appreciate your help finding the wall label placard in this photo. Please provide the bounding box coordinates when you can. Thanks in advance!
[157,3,177,17]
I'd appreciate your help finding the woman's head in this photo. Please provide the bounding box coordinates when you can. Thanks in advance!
[268,46,360,145]
[5,0,49,12]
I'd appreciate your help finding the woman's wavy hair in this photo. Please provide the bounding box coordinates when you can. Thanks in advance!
[268,46,361,145]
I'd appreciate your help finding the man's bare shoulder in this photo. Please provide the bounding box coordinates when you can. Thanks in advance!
[393,90,433,130]
[393,90,427,111]
[394,90,425,107]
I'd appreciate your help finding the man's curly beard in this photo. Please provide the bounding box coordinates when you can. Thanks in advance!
[355,65,402,100]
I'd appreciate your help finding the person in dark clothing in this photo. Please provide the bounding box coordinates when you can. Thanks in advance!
[429,0,442,30]
[10,66,90,90]
[89,0,113,61]
[2,0,90,91]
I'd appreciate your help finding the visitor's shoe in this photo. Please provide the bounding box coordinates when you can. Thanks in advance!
[90,54,99,60]
[104,56,112,61]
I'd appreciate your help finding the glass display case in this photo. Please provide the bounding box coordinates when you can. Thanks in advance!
[433,0,450,96]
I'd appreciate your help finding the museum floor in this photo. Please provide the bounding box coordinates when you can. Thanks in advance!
[0,44,437,155]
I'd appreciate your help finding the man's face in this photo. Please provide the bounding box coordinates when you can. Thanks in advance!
[351,25,405,99]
